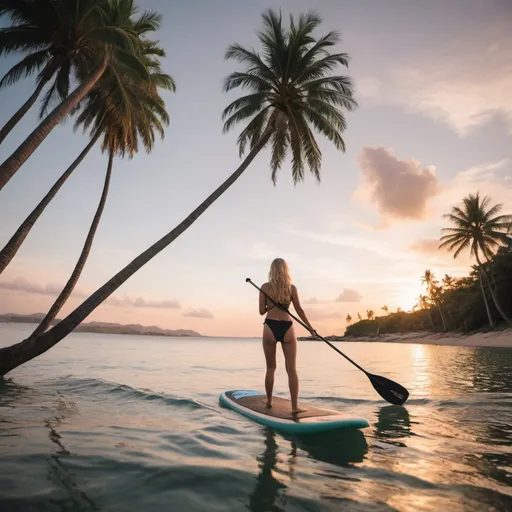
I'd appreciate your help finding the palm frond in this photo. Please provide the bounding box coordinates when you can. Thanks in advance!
[235,107,272,157]
[223,71,275,93]
[0,49,50,87]
[270,125,289,183]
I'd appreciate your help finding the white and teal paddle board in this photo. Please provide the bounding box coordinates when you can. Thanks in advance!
[219,390,370,434]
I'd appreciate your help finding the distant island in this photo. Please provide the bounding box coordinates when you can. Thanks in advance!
[0,313,202,338]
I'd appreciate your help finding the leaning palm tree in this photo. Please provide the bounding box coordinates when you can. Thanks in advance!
[0,9,356,376]
[0,0,157,191]
[440,192,512,326]
[381,305,389,314]
[30,43,175,337]
[0,14,169,275]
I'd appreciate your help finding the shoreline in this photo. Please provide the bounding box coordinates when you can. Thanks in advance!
[302,329,512,348]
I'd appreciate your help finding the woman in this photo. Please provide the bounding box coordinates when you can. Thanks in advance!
[259,258,317,414]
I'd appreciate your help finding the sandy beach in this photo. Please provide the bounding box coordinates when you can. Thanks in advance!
[341,328,512,348]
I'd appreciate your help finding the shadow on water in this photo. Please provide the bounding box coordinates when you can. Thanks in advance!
[248,427,369,512]
[373,405,413,447]
[0,379,99,511]
[45,404,99,510]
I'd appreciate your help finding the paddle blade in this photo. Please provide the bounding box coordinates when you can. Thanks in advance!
[368,373,409,405]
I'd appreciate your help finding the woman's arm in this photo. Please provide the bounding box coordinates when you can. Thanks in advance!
[291,285,316,334]
[259,283,268,315]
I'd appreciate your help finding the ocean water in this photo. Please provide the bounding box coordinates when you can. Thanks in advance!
[0,322,511,512]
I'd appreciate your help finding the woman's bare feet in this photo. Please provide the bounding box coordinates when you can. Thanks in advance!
[262,399,272,408]
[292,406,307,415]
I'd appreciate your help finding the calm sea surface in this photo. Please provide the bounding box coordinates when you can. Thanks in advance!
[0,322,511,511]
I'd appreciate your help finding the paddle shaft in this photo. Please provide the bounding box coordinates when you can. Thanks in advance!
[246,278,367,375]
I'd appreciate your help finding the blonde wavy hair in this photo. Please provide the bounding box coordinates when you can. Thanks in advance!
[267,258,292,304]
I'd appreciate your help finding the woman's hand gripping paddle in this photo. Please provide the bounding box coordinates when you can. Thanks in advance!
[246,278,409,406]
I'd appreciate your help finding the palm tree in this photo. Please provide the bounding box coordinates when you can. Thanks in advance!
[30,40,175,336]
[357,312,362,322]
[442,274,456,290]
[440,192,512,326]
[0,0,157,191]
[381,305,389,314]
[0,8,169,276]
[0,133,100,275]
[366,310,375,321]
[0,9,356,376]
[414,294,435,331]
[421,269,438,290]
[345,314,352,325]
[421,269,447,330]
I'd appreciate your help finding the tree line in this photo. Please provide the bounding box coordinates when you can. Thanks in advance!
[345,193,512,337]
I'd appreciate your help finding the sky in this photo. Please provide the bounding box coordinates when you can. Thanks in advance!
[0,0,511,337]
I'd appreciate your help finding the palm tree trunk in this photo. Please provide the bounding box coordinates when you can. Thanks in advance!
[437,302,448,331]
[0,124,275,376]
[478,270,495,328]
[0,56,108,192]
[0,78,49,145]
[476,252,512,326]
[31,150,114,337]
[425,309,435,331]
[0,131,100,276]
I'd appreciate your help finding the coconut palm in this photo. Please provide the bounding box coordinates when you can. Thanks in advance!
[421,269,447,330]
[440,192,512,326]
[414,294,435,331]
[366,310,374,321]
[357,312,362,322]
[30,42,174,336]
[0,13,169,276]
[0,0,157,191]
[346,313,352,325]
[382,305,389,314]
[0,9,356,376]
[442,274,456,290]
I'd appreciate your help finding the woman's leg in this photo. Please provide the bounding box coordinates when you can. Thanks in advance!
[262,324,277,406]
[281,325,306,413]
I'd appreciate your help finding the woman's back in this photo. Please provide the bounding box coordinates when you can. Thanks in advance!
[262,281,294,320]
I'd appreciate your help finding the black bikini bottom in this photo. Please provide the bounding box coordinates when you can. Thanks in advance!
[264,318,292,342]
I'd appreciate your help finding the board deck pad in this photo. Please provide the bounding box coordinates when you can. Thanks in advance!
[220,390,370,434]
[228,391,337,420]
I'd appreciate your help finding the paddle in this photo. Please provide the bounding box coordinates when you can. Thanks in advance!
[246,278,409,406]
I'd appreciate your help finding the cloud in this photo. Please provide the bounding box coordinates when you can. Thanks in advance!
[454,159,510,185]
[0,277,181,309]
[410,238,442,254]
[307,309,344,321]
[335,289,362,303]
[183,308,214,319]
[389,28,512,135]
[106,296,181,309]
[304,289,362,304]
[0,277,82,297]
[357,146,440,221]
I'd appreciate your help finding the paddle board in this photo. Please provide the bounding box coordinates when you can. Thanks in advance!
[219,390,370,434]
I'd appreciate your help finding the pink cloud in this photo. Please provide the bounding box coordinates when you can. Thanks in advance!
[357,146,440,222]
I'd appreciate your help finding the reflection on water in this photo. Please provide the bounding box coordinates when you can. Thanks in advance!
[248,427,369,511]
[374,405,413,446]
[249,429,287,512]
